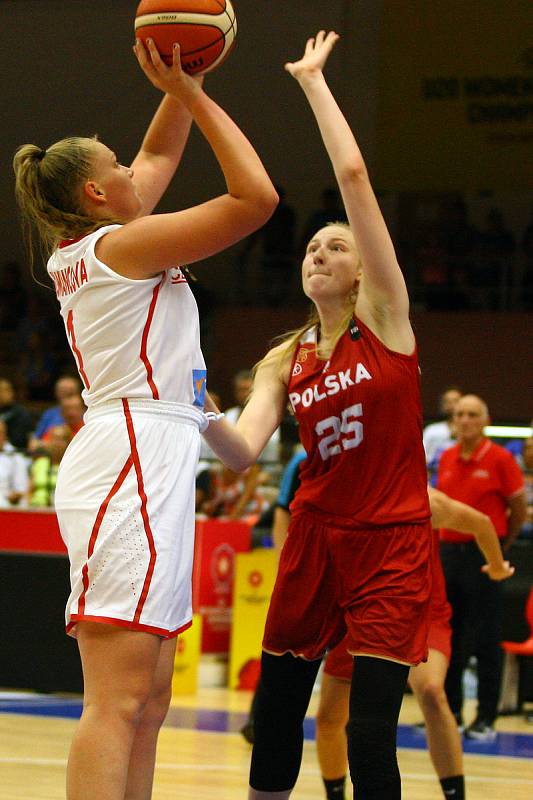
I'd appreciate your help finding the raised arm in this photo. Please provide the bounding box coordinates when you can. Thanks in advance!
[285,32,413,353]
[428,487,514,581]
[130,90,198,217]
[98,40,278,278]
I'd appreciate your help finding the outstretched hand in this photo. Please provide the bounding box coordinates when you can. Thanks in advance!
[284,30,340,81]
[134,38,203,106]
[481,561,515,581]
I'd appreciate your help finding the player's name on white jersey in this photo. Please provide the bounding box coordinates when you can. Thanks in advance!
[50,259,89,299]
[289,362,372,410]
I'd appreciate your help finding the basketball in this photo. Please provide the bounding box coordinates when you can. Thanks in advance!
[134,0,237,76]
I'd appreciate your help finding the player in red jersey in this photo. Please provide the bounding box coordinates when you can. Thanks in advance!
[204,31,432,798]
[315,487,514,800]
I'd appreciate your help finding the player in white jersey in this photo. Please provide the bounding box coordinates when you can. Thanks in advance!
[13,39,277,800]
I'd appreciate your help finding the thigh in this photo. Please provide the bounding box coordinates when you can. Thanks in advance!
[335,522,433,666]
[263,513,345,660]
[409,648,449,696]
[76,622,162,705]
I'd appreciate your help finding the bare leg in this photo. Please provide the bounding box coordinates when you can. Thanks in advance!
[409,649,463,779]
[316,673,350,780]
[67,622,162,800]
[124,637,177,800]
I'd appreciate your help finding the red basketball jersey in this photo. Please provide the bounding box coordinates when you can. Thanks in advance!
[288,317,430,527]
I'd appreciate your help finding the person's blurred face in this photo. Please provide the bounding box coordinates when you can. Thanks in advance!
[48,425,71,461]
[0,380,15,407]
[60,395,85,426]
[55,377,80,402]
[453,395,488,444]
[440,389,462,418]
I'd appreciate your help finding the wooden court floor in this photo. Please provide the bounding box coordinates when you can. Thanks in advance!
[1,688,533,799]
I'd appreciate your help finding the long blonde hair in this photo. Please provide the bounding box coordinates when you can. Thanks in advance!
[13,137,119,285]
[255,221,360,376]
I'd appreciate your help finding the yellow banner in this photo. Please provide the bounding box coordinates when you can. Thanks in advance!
[228,549,278,690]
[375,0,533,190]
[172,614,202,695]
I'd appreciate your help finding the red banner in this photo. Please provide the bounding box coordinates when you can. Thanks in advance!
[192,518,252,653]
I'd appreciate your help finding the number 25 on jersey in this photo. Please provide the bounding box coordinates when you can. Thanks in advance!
[315,403,363,461]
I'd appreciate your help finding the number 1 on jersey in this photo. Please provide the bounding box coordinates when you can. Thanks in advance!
[316,403,363,461]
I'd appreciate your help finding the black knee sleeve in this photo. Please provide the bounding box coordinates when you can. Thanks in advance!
[347,657,409,800]
[249,652,321,792]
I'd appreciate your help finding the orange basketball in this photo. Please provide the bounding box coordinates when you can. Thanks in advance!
[134,0,237,76]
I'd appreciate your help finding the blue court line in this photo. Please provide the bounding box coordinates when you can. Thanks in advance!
[1,696,532,759]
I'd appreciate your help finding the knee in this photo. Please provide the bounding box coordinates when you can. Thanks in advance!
[138,682,173,731]
[417,680,449,717]
[316,703,348,736]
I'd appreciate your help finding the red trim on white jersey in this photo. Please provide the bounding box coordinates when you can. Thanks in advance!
[66,310,90,390]
[140,276,164,399]
[122,399,157,625]
[67,614,191,639]
[77,455,133,616]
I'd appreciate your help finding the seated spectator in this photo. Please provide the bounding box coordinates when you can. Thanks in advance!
[196,462,270,521]
[423,385,462,470]
[224,369,279,470]
[28,424,72,508]
[0,419,29,507]
[41,393,85,443]
[0,376,34,452]
[520,436,533,539]
[29,374,82,451]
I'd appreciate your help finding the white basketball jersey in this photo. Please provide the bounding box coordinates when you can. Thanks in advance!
[47,225,207,408]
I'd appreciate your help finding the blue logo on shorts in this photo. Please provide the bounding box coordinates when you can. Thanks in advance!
[192,369,207,407]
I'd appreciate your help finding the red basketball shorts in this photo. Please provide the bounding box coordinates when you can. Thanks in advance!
[323,529,451,678]
[263,511,433,666]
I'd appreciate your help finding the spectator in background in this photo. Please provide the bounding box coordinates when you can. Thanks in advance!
[225,369,279,468]
[29,374,82,451]
[437,394,527,741]
[0,260,28,332]
[423,386,462,469]
[237,185,297,306]
[196,462,270,521]
[0,377,34,452]
[43,393,85,441]
[28,424,71,507]
[520,436,533,539]
[0,419,29,507]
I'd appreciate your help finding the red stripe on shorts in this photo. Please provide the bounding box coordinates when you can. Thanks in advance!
[122,398,158,625]
[77,455,133,616]
[140,277,164,399]
[66,310,90,390]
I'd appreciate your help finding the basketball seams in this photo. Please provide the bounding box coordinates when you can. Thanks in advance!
[135,11,234,35]
[134,0,236,75]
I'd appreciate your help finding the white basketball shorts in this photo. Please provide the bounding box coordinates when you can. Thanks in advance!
[55,398,203,639]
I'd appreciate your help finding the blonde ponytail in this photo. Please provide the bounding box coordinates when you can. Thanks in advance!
[13,137,117,285]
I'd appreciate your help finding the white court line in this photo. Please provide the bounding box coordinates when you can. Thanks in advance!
[1,757,532,785]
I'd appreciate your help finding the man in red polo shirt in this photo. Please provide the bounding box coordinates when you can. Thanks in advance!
[437,394,526,741]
